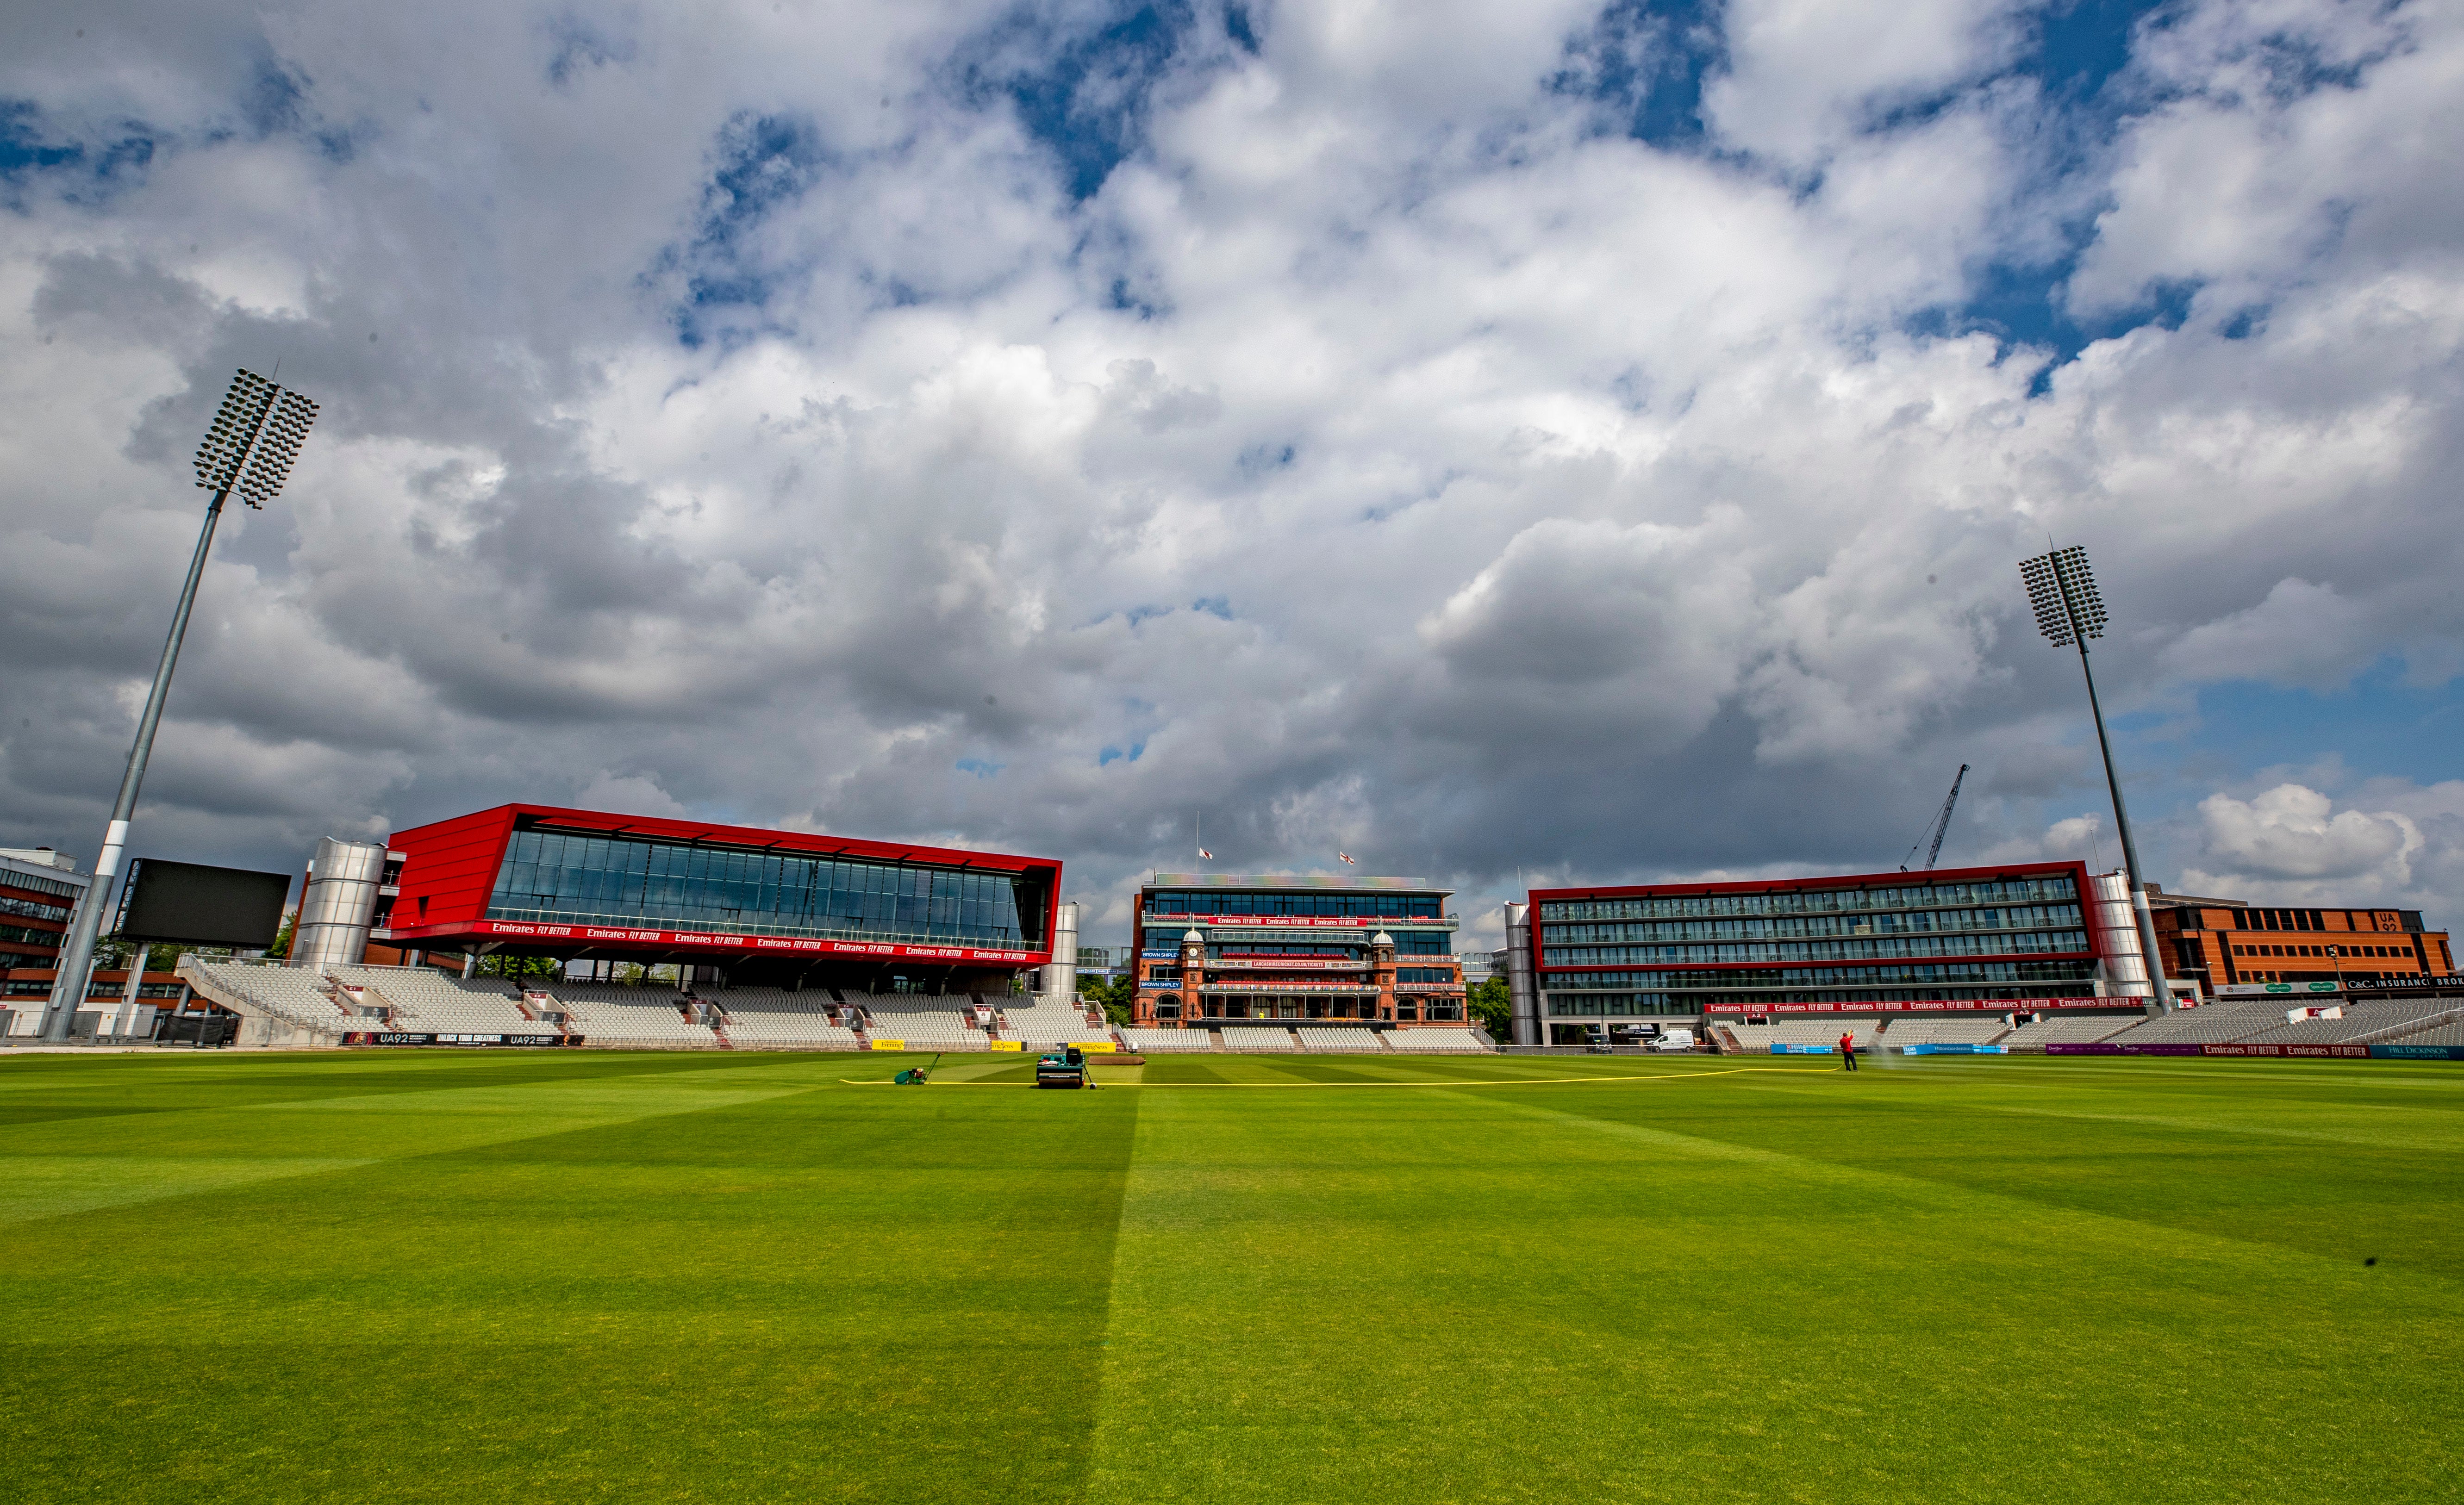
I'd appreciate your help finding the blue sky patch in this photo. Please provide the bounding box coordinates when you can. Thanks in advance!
[1551,0,1725,148]
[663,111,830,345]
[2152,660,2464,792]
[960,0,1203,202]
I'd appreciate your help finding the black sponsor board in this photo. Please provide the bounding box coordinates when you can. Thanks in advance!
[359,1032,569,1047]
[156,1013,238,1046]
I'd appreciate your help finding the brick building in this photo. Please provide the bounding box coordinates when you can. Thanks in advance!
[2147,886,2454,993]
[1129,873,1468,1031]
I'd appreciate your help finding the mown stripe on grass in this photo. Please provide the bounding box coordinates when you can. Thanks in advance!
[1496,1080,2464,1287]
[0,1067,851,1232]
[0,1154,380,1226]
[1081,1070,2460,1505]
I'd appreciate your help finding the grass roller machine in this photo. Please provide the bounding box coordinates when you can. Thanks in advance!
[1035,1045,1096,1089]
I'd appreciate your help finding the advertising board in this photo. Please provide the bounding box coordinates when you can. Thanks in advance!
[359,1032,567,1047]
[1702,996,2126,1015]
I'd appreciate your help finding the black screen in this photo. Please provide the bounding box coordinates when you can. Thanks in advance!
[118,860,291,946]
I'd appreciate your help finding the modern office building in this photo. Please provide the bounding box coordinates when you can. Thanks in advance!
[373,804,1063,994]
[0,847,193,1032]
[0,849,90,1017]
[1129,873,1468,1030]
[2146,887,2454,993]
[1517,861,2152,1044]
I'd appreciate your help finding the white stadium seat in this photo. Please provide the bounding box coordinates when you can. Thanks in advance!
[1294,1027,1387,1053]
[1218,1025,1298,1053]
[1118,1027,1216,1053]
[1383,1029,1489,1053]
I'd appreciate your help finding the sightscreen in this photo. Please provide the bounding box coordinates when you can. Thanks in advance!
[117,860,291,947]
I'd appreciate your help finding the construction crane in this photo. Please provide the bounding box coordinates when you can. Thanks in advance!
[1900,765,1970,872]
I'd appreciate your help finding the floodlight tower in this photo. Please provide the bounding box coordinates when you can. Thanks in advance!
[39,370,319,1041]
[2019,544,2174,1014]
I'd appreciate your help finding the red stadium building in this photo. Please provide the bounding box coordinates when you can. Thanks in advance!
[374,804,1061,994]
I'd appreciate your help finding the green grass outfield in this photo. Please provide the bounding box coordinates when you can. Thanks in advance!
[2,1049,2456,1503]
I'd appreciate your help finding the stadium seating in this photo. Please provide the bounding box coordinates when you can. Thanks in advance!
[541,983,714,1047]
[720,1014,867,1049]
[998,999,1113,1045]
[2234,999,2461,1046]
[1219,1025,1299,1053]
[1721,1020,1773,1053]
[1753,1017,1884,1051]
[1294,1027,1388,1053]
[2000,1015,2142,1051]
[1883,1018,2012,1048]
[704,987,871,1049]
[844,992,988,1046]
[181,960,364,1033]
[1384,1029,1490,1053]
[2390,1020,2464,1046]
[2102,998,2288,1046]
[332,965,536,1032]
[1119,1027,1216,1053]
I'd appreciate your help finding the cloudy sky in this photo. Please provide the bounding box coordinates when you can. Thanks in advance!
[4,0,2459,949]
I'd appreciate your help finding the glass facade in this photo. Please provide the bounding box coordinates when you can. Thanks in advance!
[1539,875,2074,922]
[1542,903,2082,945]
[486,827,1048,950]
[1545,994,1679,1016]
[1538,871,2096,1015]
[1542,928,2088,967]
[0,894,74,922]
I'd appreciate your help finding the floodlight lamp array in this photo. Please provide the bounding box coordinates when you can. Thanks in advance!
[234,388,318,509]
[192,369,279,493]
[189,368,319,509]
[2019,544,2106,646]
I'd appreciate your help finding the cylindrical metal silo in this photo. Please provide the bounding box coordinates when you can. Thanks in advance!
[290,837,387,971]
[2090,868,2156,1007]
[1504,901,1541,1046]
[1042,901,1080,999]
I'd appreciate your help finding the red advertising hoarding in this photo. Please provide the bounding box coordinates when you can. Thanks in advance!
[1703,996,2127,1015]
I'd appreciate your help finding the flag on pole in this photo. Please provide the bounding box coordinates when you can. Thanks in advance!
[1337,852,1356,864]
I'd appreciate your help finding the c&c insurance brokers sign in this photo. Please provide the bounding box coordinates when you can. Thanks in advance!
[375,918,1044,966]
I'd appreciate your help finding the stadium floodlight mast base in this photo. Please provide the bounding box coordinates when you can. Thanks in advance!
[39,370,318,1042]
[2019,544,2175,1015]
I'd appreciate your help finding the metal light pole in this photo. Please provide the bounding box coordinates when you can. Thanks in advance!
[2019,545,2174,1014]
[40,370,318,1041]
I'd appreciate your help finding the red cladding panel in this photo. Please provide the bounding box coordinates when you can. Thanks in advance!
[388,806,519,932]
[382,803,1063,961]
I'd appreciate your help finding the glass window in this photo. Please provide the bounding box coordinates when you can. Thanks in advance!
[484,828,1049,950]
